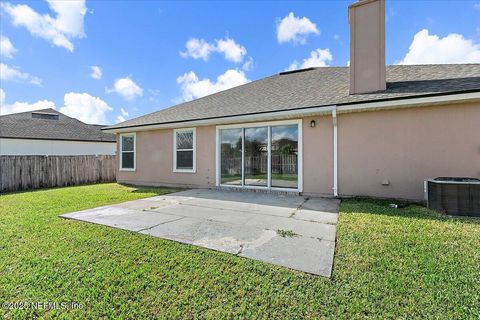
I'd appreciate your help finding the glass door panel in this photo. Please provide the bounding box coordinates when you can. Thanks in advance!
[220,128,243,185]
[244,127,268,186]
[271,125,298,189]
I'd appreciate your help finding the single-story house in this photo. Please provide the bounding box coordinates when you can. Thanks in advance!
[103,0,480,201]
[0,108,116,156]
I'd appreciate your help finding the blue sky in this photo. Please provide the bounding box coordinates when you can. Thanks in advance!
[1,0,479,124]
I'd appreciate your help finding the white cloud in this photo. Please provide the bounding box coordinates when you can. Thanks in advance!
[90,65,102,80]
[0,89,56,115]
[399,29,480,64]
[276,12,319,45]
[177,69,250,102]
[0,63,42,85]
[120,107,129,117]
[0,89,113,124]
[180,38,215,61]
[287,48,333,71]
[1,100,55,115]
[215,38,247,63]
[59,92,112,124]
[1,0,87,52]
[0,88,5,105]
[116,107,129,123]
[242,56,254,71]
[180,37,247,63]
[107,77,143,100]
[0,35,17,58]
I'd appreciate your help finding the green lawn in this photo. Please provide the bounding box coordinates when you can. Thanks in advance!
[221,173,298,184]
[1,184,479,319]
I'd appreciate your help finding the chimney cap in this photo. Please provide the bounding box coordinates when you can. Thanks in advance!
[349,0,380,9]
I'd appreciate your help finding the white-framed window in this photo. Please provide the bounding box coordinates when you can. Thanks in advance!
[120,133,136,171]
[173,128,196,173]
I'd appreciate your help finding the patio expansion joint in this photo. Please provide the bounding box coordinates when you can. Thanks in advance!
[289,197,309,218]
[135,216,185,233]
[177,202,258,214]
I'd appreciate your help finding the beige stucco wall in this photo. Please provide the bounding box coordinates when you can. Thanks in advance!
[117,125,216,188]
[118,118,334,196]
[337,102,480,200]
[302,116,334,197]
[117,101,479,201]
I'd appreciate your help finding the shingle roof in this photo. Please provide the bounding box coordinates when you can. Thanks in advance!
[0,109,116,142]
[106,64,480,130]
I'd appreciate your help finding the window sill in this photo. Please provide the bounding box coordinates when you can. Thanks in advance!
[119,168,136,172]
[173,168,196,173]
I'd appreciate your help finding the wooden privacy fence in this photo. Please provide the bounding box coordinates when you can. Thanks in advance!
[0,155,116,193]
[221,154,298,175]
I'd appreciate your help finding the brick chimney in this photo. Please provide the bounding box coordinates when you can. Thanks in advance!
[349,0,386,94]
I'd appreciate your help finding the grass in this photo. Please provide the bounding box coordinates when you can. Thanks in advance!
[276,229,298,238]
[221,173,298,184]
[1,184,479,319]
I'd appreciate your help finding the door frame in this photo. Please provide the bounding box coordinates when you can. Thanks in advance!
[215,119,303,192]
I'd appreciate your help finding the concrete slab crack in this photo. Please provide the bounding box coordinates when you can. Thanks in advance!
[236,243,245,255]
[290,197,309,218]
[136,216,185,233]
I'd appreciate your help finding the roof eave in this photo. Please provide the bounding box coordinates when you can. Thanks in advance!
[103,90,480,134]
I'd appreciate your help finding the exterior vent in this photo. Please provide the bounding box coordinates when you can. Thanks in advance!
[425,177,480,217]
[32,112,59,120]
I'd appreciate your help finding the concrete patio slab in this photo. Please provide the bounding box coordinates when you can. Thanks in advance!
[294,209,339,224]
[61,189,340,277]
[240,236,336,276]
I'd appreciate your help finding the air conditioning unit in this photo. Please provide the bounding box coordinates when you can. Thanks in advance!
[424,177,480,217]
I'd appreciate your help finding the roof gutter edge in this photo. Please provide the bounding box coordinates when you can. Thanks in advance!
[103,90,480,133]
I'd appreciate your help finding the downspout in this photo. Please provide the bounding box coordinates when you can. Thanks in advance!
[332,106,338,198]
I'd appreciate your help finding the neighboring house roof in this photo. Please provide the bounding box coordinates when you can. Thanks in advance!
[0,109,116,142]
[105,64,480,131]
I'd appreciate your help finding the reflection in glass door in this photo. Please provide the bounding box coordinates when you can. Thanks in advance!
[271,125,298,189]
[244,127,268,186]
[220,128,243,185]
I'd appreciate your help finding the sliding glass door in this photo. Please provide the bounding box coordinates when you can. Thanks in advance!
[271,125,298,189]
[218,121,300,190]
[220,128,242,185]
[244,127,268,187]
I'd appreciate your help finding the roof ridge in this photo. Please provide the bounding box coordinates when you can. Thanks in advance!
[0,107,57,118]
